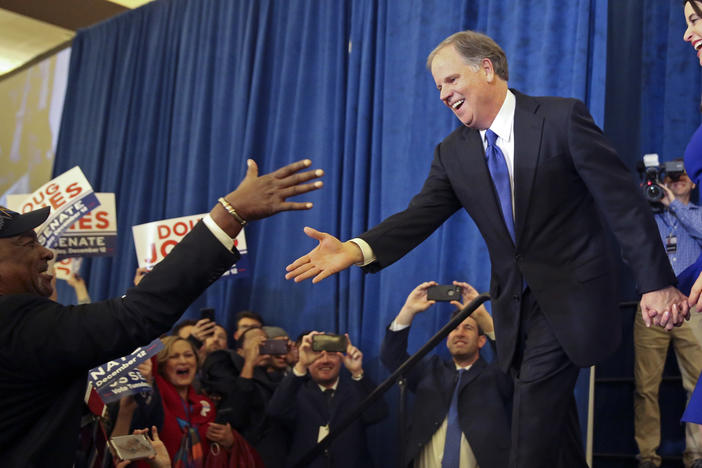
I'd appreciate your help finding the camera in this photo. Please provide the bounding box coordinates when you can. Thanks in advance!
[427,284,463,302]
[108,434,156,461]
[312,334,348,353]
[637,154,685,213]
[259,339,289,355]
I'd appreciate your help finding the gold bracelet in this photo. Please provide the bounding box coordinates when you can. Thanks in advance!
[217,197,247,227]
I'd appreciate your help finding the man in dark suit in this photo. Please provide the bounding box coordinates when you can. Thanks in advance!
[381,281,512,468]
[0,158,323,467]
[285,30,690,467]
[267,332,388,468]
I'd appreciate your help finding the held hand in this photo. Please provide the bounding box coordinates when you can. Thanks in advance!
[191,318,216,342]
[343,334,363,378]
[133,267,150,286]
[136,359,153,384]
[242,334,266,365]
[285,228,362,283]
[295,332,323,373]
[396,282,438,325]
[206,422,234,449]
[449,281,494,334]
[660,183,675,207]
[640,285,690,330]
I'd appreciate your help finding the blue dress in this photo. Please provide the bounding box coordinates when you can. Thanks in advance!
[681,123,702,424]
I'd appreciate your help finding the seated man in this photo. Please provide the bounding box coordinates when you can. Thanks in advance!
[267,331,388,468]
[381,281,512,468]
[0,158,323,466]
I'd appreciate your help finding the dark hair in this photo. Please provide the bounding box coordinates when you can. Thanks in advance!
[449,310,485,336]
[686,0,702,18]
[234,310,264,328]
[172,319,197,336]
[427,30,509,81]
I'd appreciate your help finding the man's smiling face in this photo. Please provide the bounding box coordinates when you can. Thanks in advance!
[0,230,54,297]
[431,45,494,130]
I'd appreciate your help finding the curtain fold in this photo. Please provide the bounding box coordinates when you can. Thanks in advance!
[54,1,608,464]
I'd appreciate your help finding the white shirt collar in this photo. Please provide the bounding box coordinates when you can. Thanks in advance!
[318,378,339,392]
[479,89,516,144]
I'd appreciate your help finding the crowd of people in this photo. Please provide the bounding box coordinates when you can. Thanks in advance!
[7,2,702,467]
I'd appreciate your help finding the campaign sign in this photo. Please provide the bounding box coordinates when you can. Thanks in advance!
[132,213,249,278]
[53,257,83,281]
[9,167,99,249]
[7,192,116,260]
[88,339,163,404]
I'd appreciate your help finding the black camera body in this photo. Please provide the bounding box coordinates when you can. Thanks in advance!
[637,154,684,213]
[312,334,348,353]
[427,284,462,302]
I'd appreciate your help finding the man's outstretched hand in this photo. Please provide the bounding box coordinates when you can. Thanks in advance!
[285,227,363,283]
[211,159,324,238]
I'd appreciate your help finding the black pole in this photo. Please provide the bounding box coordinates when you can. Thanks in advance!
[397,376,407,468]
[291,293,491,468]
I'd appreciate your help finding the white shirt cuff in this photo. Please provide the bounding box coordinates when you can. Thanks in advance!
[292,366,306,377]
[486,330,496,341]
[349,238,376,266]
[203,214,235,252]
[389,320,410,331]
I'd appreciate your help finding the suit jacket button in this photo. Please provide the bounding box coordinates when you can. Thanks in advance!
[515,254,523,262]
[513,294,520,301]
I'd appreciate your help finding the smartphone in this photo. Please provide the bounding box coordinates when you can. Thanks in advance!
[215,406,234,424]
[427,285,462,302]
[259,339,289,355]
[312,334,348,353]
[200,307,215,322]
[109,434,156,461]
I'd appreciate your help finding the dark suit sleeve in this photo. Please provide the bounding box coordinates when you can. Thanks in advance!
[351,375,388,425]
[1,221,239,377]
[267,372,306,425]
[567,100,675,292]
[359,144,462,272]
[379,325,431,393]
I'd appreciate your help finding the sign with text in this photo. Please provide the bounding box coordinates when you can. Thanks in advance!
[88,339,163,404]
[7,192,117,259]
[132,213,249,277]
[7,167,99,249]
[53,257,83,281]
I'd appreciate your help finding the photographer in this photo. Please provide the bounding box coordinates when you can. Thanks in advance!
[267,332,388,468]
[634,161,702,468]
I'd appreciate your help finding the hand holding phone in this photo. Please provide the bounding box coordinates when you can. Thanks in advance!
[426,284,463,302]
[109,434,156,461]
[312,334,348,353]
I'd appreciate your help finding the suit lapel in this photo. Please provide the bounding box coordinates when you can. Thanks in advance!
[512,91,544,244]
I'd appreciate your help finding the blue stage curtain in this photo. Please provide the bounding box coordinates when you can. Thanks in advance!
[54,0,607,464]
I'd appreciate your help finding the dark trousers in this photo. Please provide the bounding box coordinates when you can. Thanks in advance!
[509,288,588,468]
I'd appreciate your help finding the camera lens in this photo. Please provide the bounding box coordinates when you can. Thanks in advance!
[645,184,663,202]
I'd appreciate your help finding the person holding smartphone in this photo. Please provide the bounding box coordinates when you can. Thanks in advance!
[267,331,388,468]
[380,281,512,468]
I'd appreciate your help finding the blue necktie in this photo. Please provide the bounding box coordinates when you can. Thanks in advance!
[442,369,466,468]
[485,129,515,242]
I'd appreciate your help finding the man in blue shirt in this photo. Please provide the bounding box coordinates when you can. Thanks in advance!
[634,164,702,468]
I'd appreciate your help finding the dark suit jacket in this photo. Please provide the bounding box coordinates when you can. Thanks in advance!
[361,91,675,371]
[267,371,388,468]
[381,325,512,468]
[0,222,239,467]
